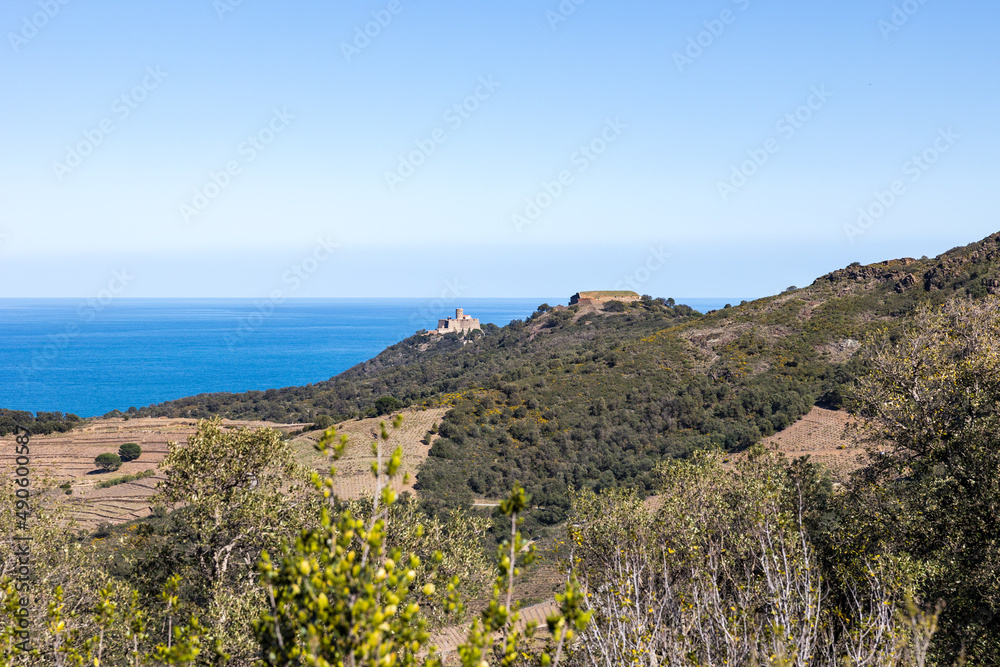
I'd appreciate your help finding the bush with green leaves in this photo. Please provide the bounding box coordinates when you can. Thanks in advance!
[0,409,81,436]
[119,442,142,462]
[375,395,403,416]
[254,415,588,666]
[836,295,1000,662]
[566,448,939,666]
[311,414,335,431]
[95,452,122,472]
[0,575,224,667]
[95,469,155,489]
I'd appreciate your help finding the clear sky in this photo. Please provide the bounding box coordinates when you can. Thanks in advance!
[1,0,997,300]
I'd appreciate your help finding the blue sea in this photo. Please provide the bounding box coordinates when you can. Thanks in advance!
[0,298,743,417]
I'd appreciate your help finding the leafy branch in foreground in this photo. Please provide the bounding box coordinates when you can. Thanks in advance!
[254,413,438,666]
[1,413,579,666]
[0,577,215,667]
[254,415,587,667]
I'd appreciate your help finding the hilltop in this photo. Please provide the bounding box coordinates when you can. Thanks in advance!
[128,232,1000,514]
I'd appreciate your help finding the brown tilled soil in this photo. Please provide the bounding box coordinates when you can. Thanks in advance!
[0,409,447,528]
[429,597,560,658]
[759,406,867,480]
[1,417,299,527]
[291,408,448,501]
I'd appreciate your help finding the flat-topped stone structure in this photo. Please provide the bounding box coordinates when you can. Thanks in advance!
[431,308,481,335]
[570,290,641,305]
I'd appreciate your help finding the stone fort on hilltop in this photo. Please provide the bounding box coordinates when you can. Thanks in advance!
[430,308,482,335]
[570,290,641,305]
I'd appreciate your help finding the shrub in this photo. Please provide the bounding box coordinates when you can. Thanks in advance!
[255,417,586,666]
[603,300,627,312]
[530,303,552,319]
[119,442,142,461]
[94,452,122,472]
[847,296,1000,659]
[312,414,335,431]
[569,449,935,664]
[374,395,402,415]
[95,469,155,489]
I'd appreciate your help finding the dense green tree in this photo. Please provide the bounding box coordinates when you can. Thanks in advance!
[95,453,123,472]
[838,296,1000,662]
[153,418,311,661]
[375,396,403,415]
[119,443,142,462]
[0,409,80,436]
[311,414,335,431]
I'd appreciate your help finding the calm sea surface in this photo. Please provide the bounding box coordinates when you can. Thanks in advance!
[0,298,742,417]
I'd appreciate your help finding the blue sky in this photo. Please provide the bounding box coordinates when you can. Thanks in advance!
[1,0,997,300]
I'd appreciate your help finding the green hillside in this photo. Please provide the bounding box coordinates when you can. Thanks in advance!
[136,232,1000,513]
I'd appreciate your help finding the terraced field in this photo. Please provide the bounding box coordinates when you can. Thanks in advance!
[429,598,560,658]
[0,417,301,527]
[290,408,448,501]
[759,406,865,480]
[1,410,447,528]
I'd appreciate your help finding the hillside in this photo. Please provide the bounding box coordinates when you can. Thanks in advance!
[0,417,301,527]
[126,232,1000,514]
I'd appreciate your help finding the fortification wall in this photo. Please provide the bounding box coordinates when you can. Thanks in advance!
[430,313,482,335]
[571,291,641,305]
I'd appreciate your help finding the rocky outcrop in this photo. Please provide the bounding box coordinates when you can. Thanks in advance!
[894,273,917,293]
[817,232,1000,296]
[819,258,918,286]
[923,242,1000,291]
